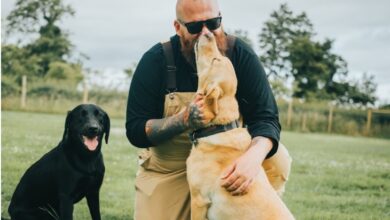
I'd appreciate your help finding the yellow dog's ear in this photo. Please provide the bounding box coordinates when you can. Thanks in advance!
[204,84,222,116]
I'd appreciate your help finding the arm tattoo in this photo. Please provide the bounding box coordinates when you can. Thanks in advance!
[187,103,204,129]
[145,111,188,145]
[145,103,206,145]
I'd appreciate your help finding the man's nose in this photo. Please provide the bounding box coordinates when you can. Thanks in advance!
[200,24,211,35]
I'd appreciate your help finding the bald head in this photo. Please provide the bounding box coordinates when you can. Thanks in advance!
[176,0,220,21]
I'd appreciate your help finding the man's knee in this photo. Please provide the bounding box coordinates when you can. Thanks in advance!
[262,143,292,196]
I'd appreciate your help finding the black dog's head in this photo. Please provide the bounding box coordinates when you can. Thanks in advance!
[63,104,110,153]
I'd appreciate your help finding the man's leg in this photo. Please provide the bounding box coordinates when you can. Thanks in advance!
[262,143,292,196]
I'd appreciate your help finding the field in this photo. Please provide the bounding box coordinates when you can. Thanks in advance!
[2,111,390,219]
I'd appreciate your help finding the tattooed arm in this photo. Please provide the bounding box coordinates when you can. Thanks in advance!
[145,94,211,145]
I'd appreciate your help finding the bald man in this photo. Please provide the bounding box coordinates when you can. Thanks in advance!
[126,0,292,219]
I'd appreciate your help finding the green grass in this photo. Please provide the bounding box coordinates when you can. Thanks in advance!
[2,111,390,219]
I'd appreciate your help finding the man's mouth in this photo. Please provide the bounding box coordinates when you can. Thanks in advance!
[82,135,99,151]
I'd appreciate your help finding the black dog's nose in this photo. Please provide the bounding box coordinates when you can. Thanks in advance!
[88,126,99,135]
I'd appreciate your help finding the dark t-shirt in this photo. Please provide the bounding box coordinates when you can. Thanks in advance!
[126,34,281,158]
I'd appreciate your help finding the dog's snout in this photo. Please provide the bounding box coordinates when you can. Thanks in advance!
[84,123,101,137]
[88,126,99,134]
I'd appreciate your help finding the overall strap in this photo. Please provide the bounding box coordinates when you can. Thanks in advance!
[162,41,177,93]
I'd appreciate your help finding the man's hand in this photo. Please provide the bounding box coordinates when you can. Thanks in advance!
[145,94,212,145]
[220,137,273,196]
[183,94,212,130]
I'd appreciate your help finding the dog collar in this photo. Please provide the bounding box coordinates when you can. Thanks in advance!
[189,120,240,146]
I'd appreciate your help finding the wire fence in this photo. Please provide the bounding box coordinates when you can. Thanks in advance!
[2,75,390,139]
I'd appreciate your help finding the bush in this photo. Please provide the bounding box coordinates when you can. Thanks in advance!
[1,77,20,97]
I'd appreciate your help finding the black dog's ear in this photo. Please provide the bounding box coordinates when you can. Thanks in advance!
[104,112,110,144]
[63,111,72,140]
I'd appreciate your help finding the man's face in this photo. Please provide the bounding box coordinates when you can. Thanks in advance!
[175,2,227,64]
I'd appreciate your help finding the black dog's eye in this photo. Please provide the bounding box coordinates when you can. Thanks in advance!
[94,110,99,116]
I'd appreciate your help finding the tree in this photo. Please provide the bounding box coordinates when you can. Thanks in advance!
[3,0,77,79]
[232,29,254,49]
[287,35,377,105]
[124,62,138,79]
[27,24,73,75]
[259,3,313,79]
[344,73,377,105]
[1,44,42,80]
[287,36,348,100]
[46,61,82,84]
[6,0,75,35]
[258,3,377,106]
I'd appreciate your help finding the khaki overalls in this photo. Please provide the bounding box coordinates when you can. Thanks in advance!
[133,92,292,220]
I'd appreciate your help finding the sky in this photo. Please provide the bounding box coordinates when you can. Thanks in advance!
[2,0,390,103]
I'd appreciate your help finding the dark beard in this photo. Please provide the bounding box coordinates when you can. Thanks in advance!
[179,30,228,68]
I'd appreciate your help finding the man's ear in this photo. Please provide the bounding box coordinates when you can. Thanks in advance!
[63,111,71,140]
[104,112,110,144]
[174,20,182,37]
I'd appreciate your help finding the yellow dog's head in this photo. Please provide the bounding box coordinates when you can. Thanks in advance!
[194,33,239,124]
[195,33,222,72]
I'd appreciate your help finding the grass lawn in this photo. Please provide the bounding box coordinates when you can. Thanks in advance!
[2,110,390,219]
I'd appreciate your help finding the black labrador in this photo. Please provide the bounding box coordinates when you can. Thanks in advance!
[8,104,110,220]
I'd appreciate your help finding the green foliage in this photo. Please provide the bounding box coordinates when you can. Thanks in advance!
[124,62,138,79]
[1,83,128,118]
[1,44,43,79]
[232,29,254,49]
[269,78,291,99]
[343,73,377,105]
[1,76,20,97]
[3,0,79,84]
[287,36,349,101]
[259,3,377,106]
[28,82,81,99]
[259,3,313,78]
[46,61,83,84]
[380,104,390,109]
[277,99,390,138]
[26,25,74,75]
[6,0,75,35]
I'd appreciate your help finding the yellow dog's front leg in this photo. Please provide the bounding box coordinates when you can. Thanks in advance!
[190,188,211,220]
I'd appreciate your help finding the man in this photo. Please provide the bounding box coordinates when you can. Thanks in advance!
[126,0,291,219]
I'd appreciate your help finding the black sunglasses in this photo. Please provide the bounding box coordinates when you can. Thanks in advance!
[179,16,222,34]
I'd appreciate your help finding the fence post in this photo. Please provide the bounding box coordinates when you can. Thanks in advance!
[21,75,27,109]
[302,113,307,132]
[327,105,334,133]
[313,112,318,130]
[83,81,89,103]
[366,108,372,135]
[287,99,293,129]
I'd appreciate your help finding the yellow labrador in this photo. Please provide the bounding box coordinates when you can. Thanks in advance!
[186,33,294,220]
